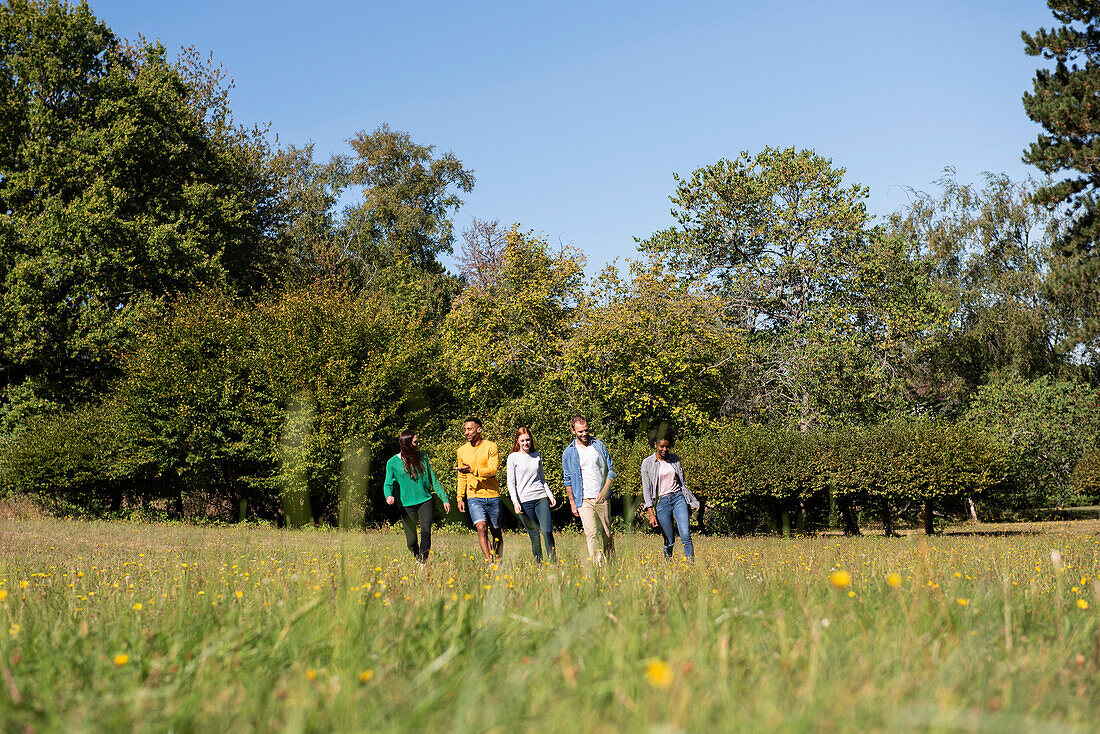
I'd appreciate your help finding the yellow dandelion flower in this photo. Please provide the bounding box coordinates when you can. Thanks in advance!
[829,571,852,589]
[0,589,7,602]
[358,670,374,683]
[644,659,673,688]
[113,654,129,666]
[885,573,902,588]
[956,598,969,607]
[19,580,28,589]
[1077,599,1089,610]
[306,668,317,681]
[132,602,142,611]
[235,590,243,599]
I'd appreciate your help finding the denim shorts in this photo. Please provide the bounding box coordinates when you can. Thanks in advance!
[467,496,501,527]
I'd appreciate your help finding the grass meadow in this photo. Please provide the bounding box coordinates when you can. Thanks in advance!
[1,518,1099,733]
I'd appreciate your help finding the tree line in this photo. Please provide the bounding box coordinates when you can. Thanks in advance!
[1,0,1099,533]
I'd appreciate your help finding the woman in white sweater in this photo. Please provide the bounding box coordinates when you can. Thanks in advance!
[506,427,557,563]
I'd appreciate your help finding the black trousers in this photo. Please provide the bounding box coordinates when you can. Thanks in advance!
[401,500,434,562]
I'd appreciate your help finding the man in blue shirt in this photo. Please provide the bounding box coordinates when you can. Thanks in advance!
[561,416,616,563]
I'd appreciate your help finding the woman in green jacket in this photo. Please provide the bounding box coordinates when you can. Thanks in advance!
[384,431,451,565]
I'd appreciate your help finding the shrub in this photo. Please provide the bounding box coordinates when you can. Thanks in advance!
[961,375,1100,507]
[0,402,122,516]
[1070,448,1100,504]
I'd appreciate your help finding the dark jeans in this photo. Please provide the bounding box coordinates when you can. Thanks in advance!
[401,500,434,563]
[519,497,556,563]
[655,490,693,560]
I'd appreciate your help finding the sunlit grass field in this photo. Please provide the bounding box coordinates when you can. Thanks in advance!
[1,518,1099,733]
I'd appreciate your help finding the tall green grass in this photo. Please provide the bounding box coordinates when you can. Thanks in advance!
[1,519,1098,732]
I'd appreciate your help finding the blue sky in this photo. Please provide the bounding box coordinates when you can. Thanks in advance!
[90,0,1057,273]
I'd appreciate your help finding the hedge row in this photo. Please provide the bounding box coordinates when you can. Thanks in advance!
[660,420,1004,535]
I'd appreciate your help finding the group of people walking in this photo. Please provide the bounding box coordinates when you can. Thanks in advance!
[382,416,699,566]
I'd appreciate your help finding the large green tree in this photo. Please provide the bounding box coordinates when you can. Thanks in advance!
[343,123,475,273]
[0,0,284,427]
[1022,1,1100,361]
[563,262,744,435]
[642,147,942,430]
[889,171,1067,409]
[443,225,586,409]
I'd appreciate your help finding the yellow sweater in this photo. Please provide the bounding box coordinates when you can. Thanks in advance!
[456,440,500,499]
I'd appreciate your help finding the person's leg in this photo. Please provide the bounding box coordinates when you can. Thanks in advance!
[416,500,434,563]
[671,491,694,560]
[578,499,599,562]
[520,500,543,562]
[655,495,676,558]
[486,498,503,558]
[594,499,614,560]
[475,522,492,560]
[468,498,493,562]
[401,505,420,560]
[535,497,556,563]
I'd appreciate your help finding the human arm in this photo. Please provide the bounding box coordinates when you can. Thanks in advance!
[507,454,522,514]
[640,456,655,510]
[476,442,499,479]
[456,449,467,513]
[534,454,555,506]
[596,441,615,503]
[383,457,397,506]
[425,458,451,514]
[562,449,579,517]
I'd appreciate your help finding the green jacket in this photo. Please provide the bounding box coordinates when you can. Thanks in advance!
[383,454,448,508]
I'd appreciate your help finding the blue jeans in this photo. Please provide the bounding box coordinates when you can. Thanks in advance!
[655,490,693,560]
[467,496,501,527]
[519,498,556,563]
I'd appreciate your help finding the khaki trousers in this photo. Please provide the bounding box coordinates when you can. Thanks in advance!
[579,498,614,563]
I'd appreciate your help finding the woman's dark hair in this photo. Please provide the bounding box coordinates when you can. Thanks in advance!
[648,418,676,447]
[398,431,424,479]
[511,426,537,454]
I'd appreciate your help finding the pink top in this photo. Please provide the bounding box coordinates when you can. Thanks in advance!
[656,459,680,497]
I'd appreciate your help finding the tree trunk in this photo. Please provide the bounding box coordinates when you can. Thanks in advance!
[795,501,808,534]
[922,501,935,535]
[967,497,979,524]
[841,501,862,536]
[880,500,897,537]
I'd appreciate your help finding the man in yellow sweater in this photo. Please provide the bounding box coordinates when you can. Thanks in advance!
[455,417,503,562]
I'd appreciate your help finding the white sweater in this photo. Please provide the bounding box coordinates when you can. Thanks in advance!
[506,451,553,503]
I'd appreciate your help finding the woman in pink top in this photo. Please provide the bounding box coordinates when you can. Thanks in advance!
[640,437,700,560]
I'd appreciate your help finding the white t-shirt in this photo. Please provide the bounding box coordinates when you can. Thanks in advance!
[576,441,604,499]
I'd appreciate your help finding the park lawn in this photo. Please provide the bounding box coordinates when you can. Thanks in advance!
[0,518,1098,733]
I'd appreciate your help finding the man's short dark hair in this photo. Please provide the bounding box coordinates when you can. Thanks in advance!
[570,415,588,428]
[464,417,483,428]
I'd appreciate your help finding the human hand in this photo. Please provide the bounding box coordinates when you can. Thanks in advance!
[443,502,451,514]
[385,496,395,506]
[548,495,557,508]
[570,503,580,518]
[513,504,522,515]
[458,501,466,513]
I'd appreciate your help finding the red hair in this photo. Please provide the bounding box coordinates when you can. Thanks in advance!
[511,426,536,453]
